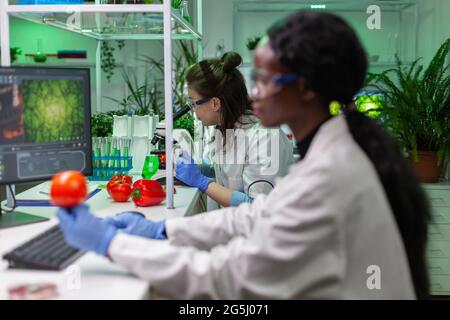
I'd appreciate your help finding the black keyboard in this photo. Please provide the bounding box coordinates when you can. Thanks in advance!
[3,225,85,271]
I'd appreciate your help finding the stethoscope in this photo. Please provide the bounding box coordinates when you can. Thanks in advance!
[247,179,274,195]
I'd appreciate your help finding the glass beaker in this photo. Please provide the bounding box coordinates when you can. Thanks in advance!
[34,39,47,63]
[142,154,159,179]
[181,0,191,24]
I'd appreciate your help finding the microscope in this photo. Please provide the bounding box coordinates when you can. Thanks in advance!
[150,104,192,169]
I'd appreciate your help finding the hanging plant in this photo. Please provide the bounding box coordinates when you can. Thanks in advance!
[116,40,125,50]
[246,35,262,51]
[10,47,22,63]
[101,40,126,83]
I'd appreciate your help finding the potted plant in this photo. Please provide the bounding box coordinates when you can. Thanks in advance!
[91,110,128,137]
[368,38,450,183]
[106,70,163,117]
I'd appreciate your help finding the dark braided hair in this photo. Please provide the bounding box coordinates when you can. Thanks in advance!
[186,52,254,137]
[268,11,430,299]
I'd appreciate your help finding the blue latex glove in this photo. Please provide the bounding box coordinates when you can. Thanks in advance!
[105,212,167,240]
[57,204,117,256]
[176,151,212,193]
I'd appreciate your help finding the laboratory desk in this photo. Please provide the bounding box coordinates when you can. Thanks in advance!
[0,181,201,300]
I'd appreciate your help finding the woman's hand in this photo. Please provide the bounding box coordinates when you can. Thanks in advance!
[106,212,166,240]
[175,151,212,193]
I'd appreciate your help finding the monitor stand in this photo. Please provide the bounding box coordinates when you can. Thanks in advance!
[1,185,49,229]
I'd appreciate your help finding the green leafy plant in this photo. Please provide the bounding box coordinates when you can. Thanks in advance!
[172,0,183,9]
[10,47,22,63]
[174,113,194,138]
[106,70,163,117]
[246,35,262,51]
[140,41,197,110]
[101,40,126,83]
[106,40,197,138]
[91,110,128,138]
[367,38,450,163]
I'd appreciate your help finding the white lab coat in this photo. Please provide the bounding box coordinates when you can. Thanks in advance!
[203,115,293,198]
[109,116,415,299]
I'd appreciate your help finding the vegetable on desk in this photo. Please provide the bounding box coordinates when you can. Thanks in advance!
[50,171,87,208]
[106,173,133,196]
[131,179,166,207]
[110,181,132,203]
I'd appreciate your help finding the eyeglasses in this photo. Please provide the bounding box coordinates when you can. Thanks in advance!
[187,97,212,111]
[249,68,299,101]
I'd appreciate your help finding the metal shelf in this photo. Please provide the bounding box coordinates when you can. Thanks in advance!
[6,4,201,40]
[234,0,416,13]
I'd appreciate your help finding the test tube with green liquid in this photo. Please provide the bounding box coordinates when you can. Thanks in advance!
[99,137,106,178]
[93,137,102,178]
[105,137,112,172]
[120,137,131,170]
[112,137,121,171]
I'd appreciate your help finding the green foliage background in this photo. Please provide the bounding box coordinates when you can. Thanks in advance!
[91,110,128,137]
[22,80,85,143]
[367,38,450,162]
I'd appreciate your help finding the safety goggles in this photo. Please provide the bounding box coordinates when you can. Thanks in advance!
[249,68,299,101]
[187,97,212,111]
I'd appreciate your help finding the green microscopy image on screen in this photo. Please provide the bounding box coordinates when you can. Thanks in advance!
[22,79,85,143]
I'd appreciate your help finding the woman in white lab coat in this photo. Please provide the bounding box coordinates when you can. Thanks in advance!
[175,51,293,207]
[58,11,430,299]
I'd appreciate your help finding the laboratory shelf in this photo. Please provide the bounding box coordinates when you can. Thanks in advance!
[234,0,416,13]
[6,4,201,40]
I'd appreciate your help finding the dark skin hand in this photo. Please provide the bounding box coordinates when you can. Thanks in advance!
[252,43,331,143]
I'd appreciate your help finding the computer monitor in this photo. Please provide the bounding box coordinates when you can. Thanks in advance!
[0,67,92,229]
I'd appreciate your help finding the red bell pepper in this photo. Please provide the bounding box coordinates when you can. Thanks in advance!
[131,179,166,207]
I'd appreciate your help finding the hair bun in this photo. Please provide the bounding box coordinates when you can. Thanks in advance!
[221,52,242,73]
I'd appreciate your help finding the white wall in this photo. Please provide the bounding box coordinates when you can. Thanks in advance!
[201,1,416,62]
[201,0,449,76]
[202,0,234,59]
[200,0,420,84]
[416,0,450,65]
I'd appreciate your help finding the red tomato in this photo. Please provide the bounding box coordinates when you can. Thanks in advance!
[120,175,133,185]
[131,179,166,207]
[50,171,87,208]
[110,182,132,202]
[107,174,132,196]
[106,180,116,196]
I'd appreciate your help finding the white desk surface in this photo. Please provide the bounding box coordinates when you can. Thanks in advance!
[0,181,200,300]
